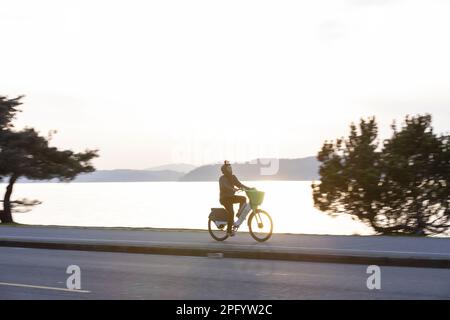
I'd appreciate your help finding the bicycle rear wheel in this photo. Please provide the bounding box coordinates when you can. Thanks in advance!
[208,217,229,241]
[248,209,273,242]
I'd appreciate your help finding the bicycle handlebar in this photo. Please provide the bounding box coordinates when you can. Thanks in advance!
[236,187,257,192]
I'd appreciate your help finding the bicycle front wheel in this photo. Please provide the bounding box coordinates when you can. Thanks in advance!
[248,209,273,242]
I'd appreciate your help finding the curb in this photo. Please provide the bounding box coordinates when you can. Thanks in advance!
[1,239,449,269]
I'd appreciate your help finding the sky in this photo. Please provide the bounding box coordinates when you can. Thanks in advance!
[1,0,449,169]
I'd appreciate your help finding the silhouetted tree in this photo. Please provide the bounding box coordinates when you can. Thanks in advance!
[0,95,22,130]
[0,96,98,223]
[312,115,450,236]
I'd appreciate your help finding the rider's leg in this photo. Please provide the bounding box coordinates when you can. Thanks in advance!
[220,199,234,234]
[233,196,247,216]
[221,196,247,234]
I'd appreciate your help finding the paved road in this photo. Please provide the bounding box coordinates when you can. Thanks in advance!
[1,225,449,260]
[0,247,449,299]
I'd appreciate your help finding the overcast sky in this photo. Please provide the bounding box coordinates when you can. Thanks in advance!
[1,0,449,169]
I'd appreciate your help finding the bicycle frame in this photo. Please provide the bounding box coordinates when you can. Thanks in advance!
[233,189,261,229]
[233,203,252,228]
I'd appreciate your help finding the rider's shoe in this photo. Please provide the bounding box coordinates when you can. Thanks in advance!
[228,230,236,237]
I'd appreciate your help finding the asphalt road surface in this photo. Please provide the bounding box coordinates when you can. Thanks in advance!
[0,247,449,300]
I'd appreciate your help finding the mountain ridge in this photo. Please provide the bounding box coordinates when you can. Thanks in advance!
[180,157,319,181]
[15,157,320,182]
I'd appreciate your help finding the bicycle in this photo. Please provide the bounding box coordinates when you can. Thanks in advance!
[208,188,273,242]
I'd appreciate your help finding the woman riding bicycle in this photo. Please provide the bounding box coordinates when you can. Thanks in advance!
[219,160,252,237]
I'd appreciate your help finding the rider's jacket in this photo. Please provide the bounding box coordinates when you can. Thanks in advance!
[219,174,248,201]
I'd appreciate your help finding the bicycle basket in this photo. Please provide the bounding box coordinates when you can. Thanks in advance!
[245,189,265,207]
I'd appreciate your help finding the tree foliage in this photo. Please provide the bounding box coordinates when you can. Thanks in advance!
[0,95,22,130]
[0,95,98,223]
[312,114,450,236]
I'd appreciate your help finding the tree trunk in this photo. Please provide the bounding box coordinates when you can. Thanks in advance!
[414,203,427,236]
[0,175,19,224]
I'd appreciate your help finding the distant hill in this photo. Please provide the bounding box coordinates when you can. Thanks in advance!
[146,163,196,173]
[15,158,320,183]
[74,169,184,182]
[180,157,320,181]
[18,169,184,183]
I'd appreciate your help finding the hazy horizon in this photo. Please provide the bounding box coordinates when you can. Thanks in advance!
[2,0,450,170]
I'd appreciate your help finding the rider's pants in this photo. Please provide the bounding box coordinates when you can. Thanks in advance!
[220,195,246,234]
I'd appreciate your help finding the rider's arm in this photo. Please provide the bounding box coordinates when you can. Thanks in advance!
[232,175,250,190]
